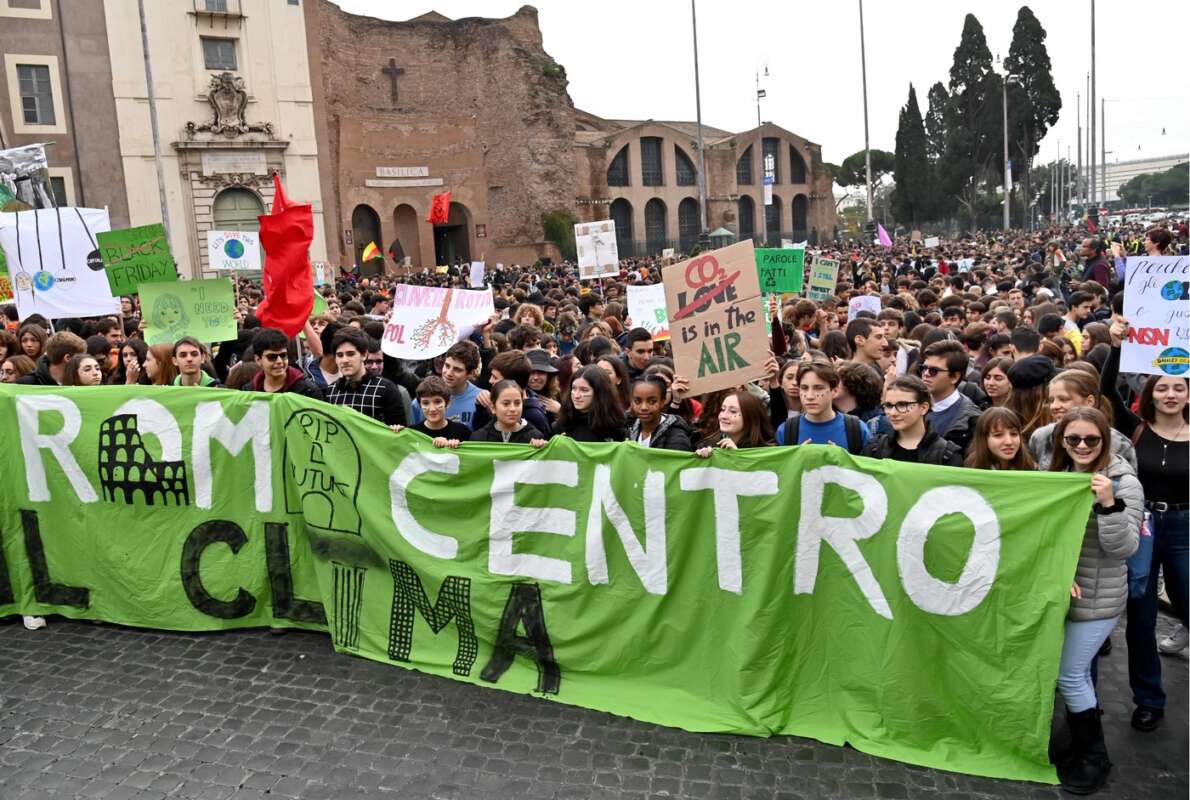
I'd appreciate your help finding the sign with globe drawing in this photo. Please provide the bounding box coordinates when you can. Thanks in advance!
[207,230,262,271]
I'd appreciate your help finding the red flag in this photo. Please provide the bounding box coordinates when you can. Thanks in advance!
[1086,215,1098,234]
[255,174,314,337]
[426,191,452,224]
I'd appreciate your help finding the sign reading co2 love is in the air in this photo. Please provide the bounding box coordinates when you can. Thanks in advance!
[207,230,262,271]
[1123,255,1190,376]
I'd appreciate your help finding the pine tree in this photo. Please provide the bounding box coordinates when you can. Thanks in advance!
[1005,6,1062,227]
[940,14,1001,233]
[893,85,931,224]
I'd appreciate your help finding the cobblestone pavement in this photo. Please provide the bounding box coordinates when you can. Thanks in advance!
[0,614,1185,800]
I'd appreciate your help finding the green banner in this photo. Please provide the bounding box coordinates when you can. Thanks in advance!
[0,243,10,303]
[97,223,176,296]
[754,248,805,293]
[0,385,1091,783]
[140,278,237,346]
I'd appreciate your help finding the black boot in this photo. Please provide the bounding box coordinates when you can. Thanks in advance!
[1058,708,1112,795]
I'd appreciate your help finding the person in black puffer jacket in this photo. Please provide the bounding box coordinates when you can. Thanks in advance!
[626,374,694,451]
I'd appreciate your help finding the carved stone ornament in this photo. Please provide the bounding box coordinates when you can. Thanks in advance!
[199,171,272,189]
[185,72,275,139]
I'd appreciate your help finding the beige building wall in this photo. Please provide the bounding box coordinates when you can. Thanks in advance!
[103,0,326,278]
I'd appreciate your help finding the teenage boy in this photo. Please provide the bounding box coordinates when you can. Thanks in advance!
[775,362,870,454]
[622,327,654,381]
[399,376,472,444]
[920,339,981,451]
[173,337,222,387]
[844,317,888,370]
[324,329,405,425]
[408,340,482,429]
[247,328,324,400]
[1062,290,1094,353]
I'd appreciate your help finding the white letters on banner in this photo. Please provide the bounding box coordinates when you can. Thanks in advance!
[208,231,262,271]
[1122,255,1190,377]
[381,284,495,360]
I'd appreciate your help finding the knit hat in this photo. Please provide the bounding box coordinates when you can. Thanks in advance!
[1007,353,1056,390]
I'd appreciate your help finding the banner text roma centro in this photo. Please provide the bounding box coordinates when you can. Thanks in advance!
[0,385,1090,783]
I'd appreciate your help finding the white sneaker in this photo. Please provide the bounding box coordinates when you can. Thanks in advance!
[1159,625,1189,654]
[21,615,46,631]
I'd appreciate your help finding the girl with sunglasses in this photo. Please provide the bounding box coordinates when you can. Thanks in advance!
[860,376,963,466]
[1048,406,1142,794]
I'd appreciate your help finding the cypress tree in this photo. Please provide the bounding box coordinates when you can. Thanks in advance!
[893,85,931,224]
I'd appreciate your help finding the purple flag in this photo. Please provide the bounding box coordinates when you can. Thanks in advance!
[877,223,893,248]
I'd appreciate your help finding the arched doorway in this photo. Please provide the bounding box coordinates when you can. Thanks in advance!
[644,198,667,256]
[351,204,382,275]
[678,197,700,253]
[737,195,755,239]
[610,198,633,257]
[433,202,471,266]
[792,194,809,242]
[764,195,783,247]
[391,204,421,272]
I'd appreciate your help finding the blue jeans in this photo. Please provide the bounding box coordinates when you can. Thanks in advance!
[1127,508,1189,709]
[1059,617,1119,713]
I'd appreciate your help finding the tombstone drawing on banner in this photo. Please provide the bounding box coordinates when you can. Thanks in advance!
[282,407,362,536]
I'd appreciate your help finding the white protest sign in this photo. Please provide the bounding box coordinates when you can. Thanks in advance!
[0,207,119,320]
[208,230,262,271]
[781,239,794,249]
[957,258,974,273]
[1122,255,1190,377]
[469,260,485,288]
[661,248,675,260]
[924,236,940,249]
[313,263,327,286]
[381,284,495,360]
[627,283,670,341]
[574,219,619,279]
[848,294,881,322]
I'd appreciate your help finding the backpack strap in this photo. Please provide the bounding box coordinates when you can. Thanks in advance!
[843,414,863,454]
[788,416,800,446]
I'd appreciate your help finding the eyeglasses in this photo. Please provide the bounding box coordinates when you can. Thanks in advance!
[921,366,952,377]
[1063,435,1102,449]
[261,352,288,362]
[880,401,922,414]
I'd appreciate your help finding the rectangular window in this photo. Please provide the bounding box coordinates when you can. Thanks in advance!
[48,176,67,207]
[17,64,54,125]
[204,0,228,11]
[10,0,44,9]
[201,37,237,71]
[641,137,663,187]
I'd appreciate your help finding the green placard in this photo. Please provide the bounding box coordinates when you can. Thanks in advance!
[0,244,11,303]
[140,277,236,345]
[754,248,805,293]
[0,384,1094,784]
[97,223,176,296]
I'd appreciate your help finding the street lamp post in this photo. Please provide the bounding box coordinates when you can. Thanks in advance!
[690,0,709,248]
[858,0,873,222]
[1001,75,1010,231]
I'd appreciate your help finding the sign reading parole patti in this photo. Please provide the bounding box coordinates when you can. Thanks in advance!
[574,220,619,279]
[1122,255,1190,376]
[754,248,805,294]
[381,284,494,360]
[140,277,237,345]
[663,240,767,395]
[0,384,1093,784]
[98,223,176,296]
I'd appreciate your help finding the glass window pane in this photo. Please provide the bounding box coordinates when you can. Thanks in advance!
[736,147,753,185]
[641,138,663,187]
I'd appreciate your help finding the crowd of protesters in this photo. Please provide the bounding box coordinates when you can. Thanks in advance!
[2,217,1186,795]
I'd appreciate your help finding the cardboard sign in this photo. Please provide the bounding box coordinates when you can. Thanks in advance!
[208,230,262,271]
[0,206,119,320]
[848,295,882,322]
[924,236,940,249]
[627,283,670,342]
[663,239,766,396]
[910,230,922,242]
[807,256,840,301]
[140,278,236,346]
[1122,255,1190,376]
[97,223,175,296]
[574,219,619,279]
[754,248,805,294]
[381,284,494,360]
[469,260,485,288]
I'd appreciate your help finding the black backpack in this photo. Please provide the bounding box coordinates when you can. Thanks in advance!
[785,414,865,455]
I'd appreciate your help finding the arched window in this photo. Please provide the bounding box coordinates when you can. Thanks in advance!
[764,195,783,246]
[644,198,667,255]
[678,197,700,252]
[789,145,807,184]
[607,145,630,187]
[351,203,383,274]
[762,137,780,184]
[675,145,697,186]
[641,137,663,186]
[737,195,755,237]
[792,194,809,240]
[610,198,633,256]
[213,187,264,232]
[736,146,753,185]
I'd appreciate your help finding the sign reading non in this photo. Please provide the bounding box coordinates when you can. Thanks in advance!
[1122,255,1190,376]
[97,223,175,296]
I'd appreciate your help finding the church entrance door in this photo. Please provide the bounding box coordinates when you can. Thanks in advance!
[433,202,471,266]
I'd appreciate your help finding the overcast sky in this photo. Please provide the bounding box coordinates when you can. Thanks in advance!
[333,0,1188,171]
